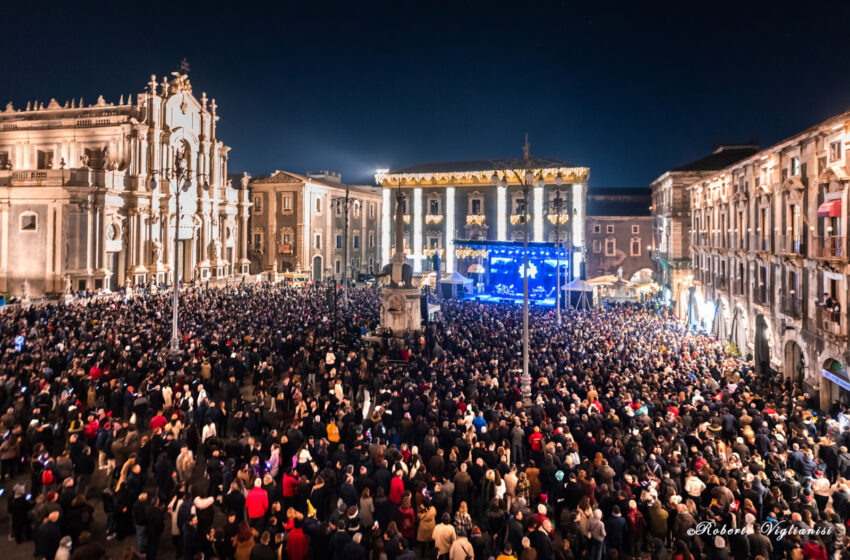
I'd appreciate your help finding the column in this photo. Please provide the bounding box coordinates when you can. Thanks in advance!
[86,204,94,273]
[240,212,249,266]
[497,185,507,241]
[413,187,422,273]
[99,207,107,272]
[533,185,544,242]
[445,186,455,273]
[0,203,7,293]
[381,188,391,266]
[572,183,584,280]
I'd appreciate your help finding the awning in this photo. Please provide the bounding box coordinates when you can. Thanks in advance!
[818,199,842,217]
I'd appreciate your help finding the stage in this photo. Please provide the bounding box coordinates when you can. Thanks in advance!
[453,239,570,304]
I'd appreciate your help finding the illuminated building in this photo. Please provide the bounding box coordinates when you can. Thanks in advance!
[247,170,381,280]
[375,158,589,279]
[686,112,850,409]
[650,145,758,310]
[0,72,250,296]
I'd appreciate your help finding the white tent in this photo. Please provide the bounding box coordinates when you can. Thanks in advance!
[440,271,473,299]
[562,278,597,309]
[441,271,473,285]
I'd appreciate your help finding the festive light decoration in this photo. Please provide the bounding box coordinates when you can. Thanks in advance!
[547,214,570,225]
[425,214,443,224]
[423,248,445,257]
[510,214,530,225]
[403,215,411,224]
[455,247,489,259]
[375,166,590,187]
[466,214,486,226]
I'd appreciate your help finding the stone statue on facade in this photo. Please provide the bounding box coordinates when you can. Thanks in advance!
[63,275,72,295]
[20,279,30,301]
[152,239,163,262]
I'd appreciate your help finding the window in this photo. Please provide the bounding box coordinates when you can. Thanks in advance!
[0,151,8,169]
[790,156,800,176]
[353,201,361,217]
[630,239,641,256]
[605,239,615,256]
[20,212,37,231]
[335,200,342,216]
[593,224,601,234]
[354,235,360,249]
[37,150,53,170]
[631,225,639,234]
[513,197,526,214]
[428,236,439,249]
[84,148,104,170]
[253,195,263,214]
[606,225,614,234]
[252,233,262,248]
[369,203,375,218]
[369,232,375,248]
[471,198,482,215]
[829,140,842,162]
[283,233,291,245]
[315,197,322,214]
[283,195,293,211]
[336,235,342,249]
[314,234,322,249]
[592,239,601,253]
[335,260,341,274]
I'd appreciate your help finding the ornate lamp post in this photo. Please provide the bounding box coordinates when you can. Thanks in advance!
[148,147,209,355]
[550,186,568,326]
[491,165,544,406]
[332,184,355,310]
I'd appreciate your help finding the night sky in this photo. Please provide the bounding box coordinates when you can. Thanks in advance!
[3,1,849,187]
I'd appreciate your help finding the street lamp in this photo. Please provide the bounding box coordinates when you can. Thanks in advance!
[332,184,355,310]
[551,179,568,326]
[148,147,209,355]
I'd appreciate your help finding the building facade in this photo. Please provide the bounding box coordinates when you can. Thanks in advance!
[375,158,589,278]
[0,72,250,296]
[650,145,758,307]
[247,170,382,280]
[687,113,850,409]
[585,188,653,282]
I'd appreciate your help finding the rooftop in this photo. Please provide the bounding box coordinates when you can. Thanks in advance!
[389,157,579,175]
[671,144,760,172]
[587,187,652,217]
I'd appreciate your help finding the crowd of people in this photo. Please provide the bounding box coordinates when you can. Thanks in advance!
[1,281,850,560]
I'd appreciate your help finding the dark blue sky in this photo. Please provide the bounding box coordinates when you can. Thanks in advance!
[3,1,849,186]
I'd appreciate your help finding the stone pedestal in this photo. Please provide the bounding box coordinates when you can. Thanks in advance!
[380,287,422,336]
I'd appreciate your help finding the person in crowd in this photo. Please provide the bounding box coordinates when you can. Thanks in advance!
[0,283,847,560]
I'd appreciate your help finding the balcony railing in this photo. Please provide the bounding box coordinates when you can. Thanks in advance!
[813,236,845,259]
[816,307,845,337]
[782,296,801,318]
[777,234,805,256]
[750,234,771,252]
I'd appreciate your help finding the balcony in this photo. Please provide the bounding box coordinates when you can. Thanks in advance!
[813,236,845,260]
[782,296,801,319]
[816,307,845,337]
[777,234,805,256]
[750,234,771,252]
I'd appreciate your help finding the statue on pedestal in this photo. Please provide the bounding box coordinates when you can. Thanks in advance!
[377,186,422,337]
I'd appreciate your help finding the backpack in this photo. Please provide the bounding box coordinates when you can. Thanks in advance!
[41,469,54,485]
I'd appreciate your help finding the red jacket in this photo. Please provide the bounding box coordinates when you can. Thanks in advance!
[150,414,167,433]
[389,476,405,504]
[282,473,299,498]
[529,432,544,452]
[245,487,269,519]
[287,527,309,560]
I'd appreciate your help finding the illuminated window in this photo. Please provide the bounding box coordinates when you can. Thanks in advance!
[790,156,800,176]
